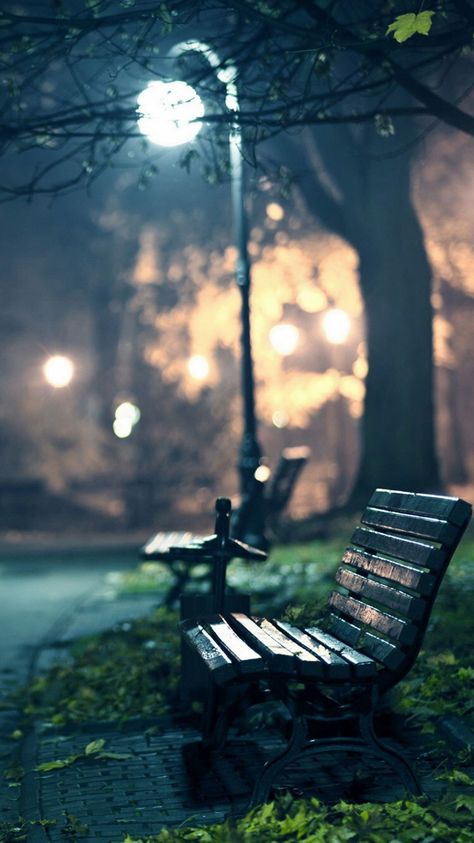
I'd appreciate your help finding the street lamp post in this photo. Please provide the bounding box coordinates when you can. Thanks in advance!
[138,41,267,548]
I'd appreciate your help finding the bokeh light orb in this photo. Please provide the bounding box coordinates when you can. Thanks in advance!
[272,409,289,429]
[254,465,271,482]
[187,354,210,380]
[266,202,285,221]
[113,417,133,439]
[43,355,75,388]
[115,401,141,426]
[322,308,351,345]
[269,323,300,356]
[137,80,204,147]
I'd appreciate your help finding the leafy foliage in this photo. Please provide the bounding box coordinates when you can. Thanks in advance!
[35,738,133,772]
[392,534,474,732]
[386,11,435,43]
[121,794,474,841]
[0,1,472,196]
[21,608,180,725]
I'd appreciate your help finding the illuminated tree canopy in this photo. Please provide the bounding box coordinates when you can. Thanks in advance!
[0,0,473,197]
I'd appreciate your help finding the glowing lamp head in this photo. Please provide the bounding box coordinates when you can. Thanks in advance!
[43,355,75,388]
[137,80,204,147]
[269,323,300,356]
[322,308,351,345]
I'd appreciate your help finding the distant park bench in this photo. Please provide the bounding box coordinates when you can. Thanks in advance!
[180,488,472,807]
[140,447,309,605]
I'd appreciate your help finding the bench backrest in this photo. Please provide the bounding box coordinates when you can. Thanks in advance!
[326,488,472,691]
[265,447,310,519]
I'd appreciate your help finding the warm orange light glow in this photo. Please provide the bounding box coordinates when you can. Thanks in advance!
[254,465,271,482]
[266,202,284,221]
[353,358,368,379]
[322,308,351,344]
[187,354,210,380]
[269,323,300,355]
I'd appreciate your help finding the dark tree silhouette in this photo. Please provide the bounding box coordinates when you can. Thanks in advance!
[0,1,472,196]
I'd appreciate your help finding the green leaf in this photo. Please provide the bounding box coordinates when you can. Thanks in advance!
[36,754,80,772]
[455,794,474,814]
[436,769,474,785]
[84,739,105,756]
[4,764,24,781]
[96,751,133,761]
[386,11,435,43]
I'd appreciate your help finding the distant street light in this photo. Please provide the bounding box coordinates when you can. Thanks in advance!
[138,41,268,548]
[43,355,75,388]
[113,400,141,438]
[322,308,351,345]
[269,322,300,356]
[187,354,210,381]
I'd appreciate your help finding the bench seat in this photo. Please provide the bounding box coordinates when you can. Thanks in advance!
[183,613,378,683]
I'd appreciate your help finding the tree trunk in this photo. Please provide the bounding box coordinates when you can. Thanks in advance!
[285,119,441,505]
[353,204,439,501]
[349,129,440,501]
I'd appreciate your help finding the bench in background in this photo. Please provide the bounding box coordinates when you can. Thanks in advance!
[141,448,309,605]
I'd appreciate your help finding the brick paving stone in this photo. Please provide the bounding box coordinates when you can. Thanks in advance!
[18,717,440,842]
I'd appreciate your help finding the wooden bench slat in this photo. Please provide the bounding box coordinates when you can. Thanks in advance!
[300,625,377,679]
[336,568,425,620]
[328,614,405,671]
[329,591,417,644]
[229,613,296,674]
[254,619,327,679]
[181,619,237,684]
[362,507,458,544]
[342,548,435,595]
[142,531,198,558]
[206,616,263,675]
[271,621,350,679]
[351,526,446,570]
[368,490,472,527]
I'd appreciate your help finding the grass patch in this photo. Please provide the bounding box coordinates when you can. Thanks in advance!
[121,794,474,841]
[21,608,180,726]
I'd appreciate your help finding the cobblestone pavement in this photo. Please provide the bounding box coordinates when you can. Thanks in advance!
[15,715,443,843]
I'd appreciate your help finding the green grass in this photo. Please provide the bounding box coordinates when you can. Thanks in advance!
[21,608,180,726]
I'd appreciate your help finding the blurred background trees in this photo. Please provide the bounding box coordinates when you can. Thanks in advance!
[0,2,472,529]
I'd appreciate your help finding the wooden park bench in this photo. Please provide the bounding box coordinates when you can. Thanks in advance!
[140,447,309,605]
[180,488,472,807]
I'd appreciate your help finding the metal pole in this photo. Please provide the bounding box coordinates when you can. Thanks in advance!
[225,72,267,548]
[169,42,268,548]
[229,129,261,491]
